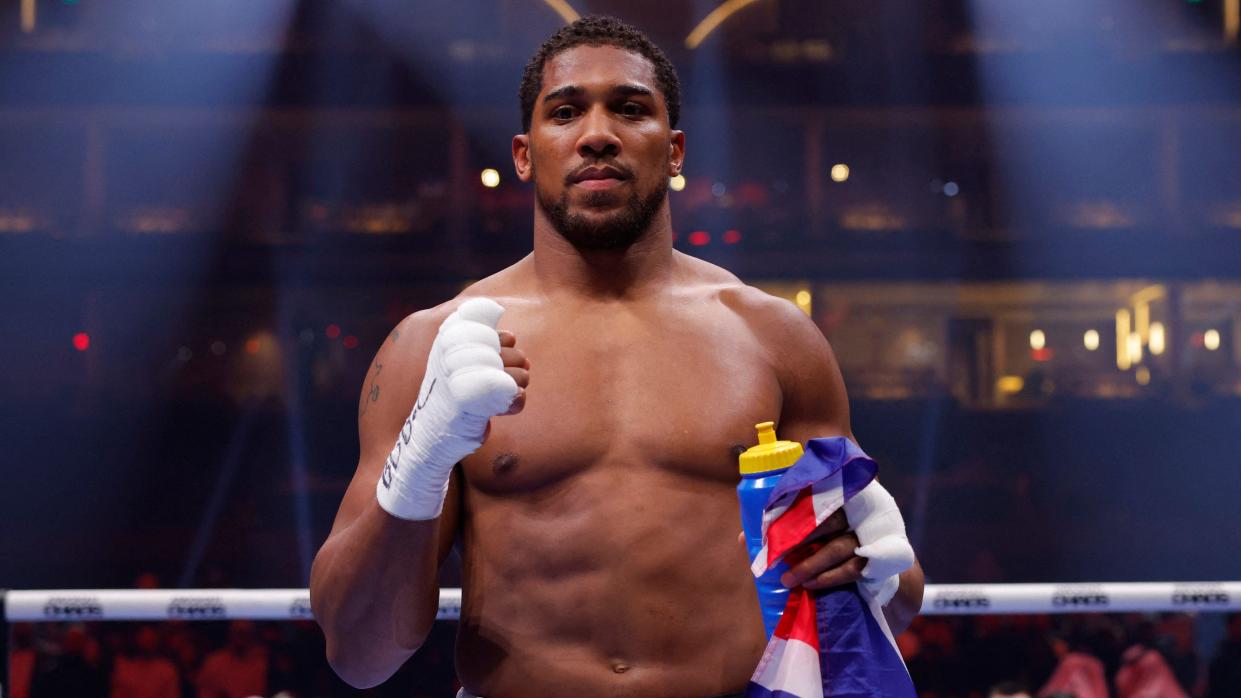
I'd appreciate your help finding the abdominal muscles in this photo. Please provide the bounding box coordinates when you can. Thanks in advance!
[453,461,767,696]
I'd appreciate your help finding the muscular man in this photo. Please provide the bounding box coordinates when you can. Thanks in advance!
[310,16,924,697]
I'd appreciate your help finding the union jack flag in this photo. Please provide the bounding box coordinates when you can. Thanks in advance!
[745,437,917,698]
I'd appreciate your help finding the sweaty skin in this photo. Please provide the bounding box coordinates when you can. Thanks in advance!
[310,44,923,697]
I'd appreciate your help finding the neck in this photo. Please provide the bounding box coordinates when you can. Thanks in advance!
[530,202,676,300]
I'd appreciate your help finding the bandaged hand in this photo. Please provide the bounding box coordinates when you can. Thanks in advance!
[843,480,915,606]
[376,298,522,520]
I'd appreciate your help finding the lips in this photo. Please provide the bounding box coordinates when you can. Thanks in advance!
[571,165,628,184]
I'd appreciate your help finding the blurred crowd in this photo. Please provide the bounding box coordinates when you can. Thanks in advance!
[9,619,336,698]
[7,614,461,698]
[902,611,1241,698]
[8,609,1241,698]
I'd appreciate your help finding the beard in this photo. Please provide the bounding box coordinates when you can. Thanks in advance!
[536,173,668,251]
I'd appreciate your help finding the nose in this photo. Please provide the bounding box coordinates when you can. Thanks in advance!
[576,106,621,160]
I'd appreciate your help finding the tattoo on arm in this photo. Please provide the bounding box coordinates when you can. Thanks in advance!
[360,362,383,418]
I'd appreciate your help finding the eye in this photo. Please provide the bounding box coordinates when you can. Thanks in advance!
[620,102,645,117]
[551,105,576,120]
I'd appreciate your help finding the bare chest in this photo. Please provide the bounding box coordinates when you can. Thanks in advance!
[462,304,782,493]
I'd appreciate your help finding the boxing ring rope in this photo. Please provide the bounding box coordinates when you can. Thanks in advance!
[3,582,1240,623]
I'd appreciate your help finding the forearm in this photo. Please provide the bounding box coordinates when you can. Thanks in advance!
[310,499,443,688]
[882,558,924,635]
[312,298,519,687]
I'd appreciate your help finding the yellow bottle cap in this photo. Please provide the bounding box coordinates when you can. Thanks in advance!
[739,421,804,474]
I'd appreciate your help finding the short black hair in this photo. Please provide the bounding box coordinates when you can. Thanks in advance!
[519,15,681,132]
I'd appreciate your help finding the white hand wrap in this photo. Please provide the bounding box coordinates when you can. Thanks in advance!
[376,298,519,520]
[844,480,915,606]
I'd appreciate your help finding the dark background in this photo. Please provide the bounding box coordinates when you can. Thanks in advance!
[0,0,1239,605]
[5,1,1241,696]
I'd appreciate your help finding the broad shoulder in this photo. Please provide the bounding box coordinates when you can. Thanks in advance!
[671,253,825,355]
[452,256,540,310]
[719,284,818,343]
[383,302,452,360]
[676,262,850,439]
[714,287,826,365]
[390,257,534,340]
[365,292,475,411]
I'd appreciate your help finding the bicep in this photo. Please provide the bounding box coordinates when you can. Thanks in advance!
[327,311,448,539]
[774,312,855,447]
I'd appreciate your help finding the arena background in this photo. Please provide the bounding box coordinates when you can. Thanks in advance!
[1,1,1240,696]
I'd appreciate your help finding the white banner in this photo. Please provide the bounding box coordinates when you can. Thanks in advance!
[5,583,1238,622]
[920,581,1241,615]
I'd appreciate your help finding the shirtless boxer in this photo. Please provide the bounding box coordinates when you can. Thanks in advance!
[310,16,924,697]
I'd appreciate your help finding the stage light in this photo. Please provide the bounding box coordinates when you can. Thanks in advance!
[541,0,580,23]
[670,175,686,191]
[480,169,500,188]
[1149,323,1166,356]
[1205,329,1221,351]
[1084,329,1100,351]
[1136,366,1151,385]
[795,290,812,315]
[210,341,226,356]
[245,337,262,355]
[722,229,742,244]
[1128,332,1144,365]
[343,335,359,350]
[72,332,90,352]
[830,164,850,183]
[943,181,960,197]
[325,324,341,339]
[688,231,710,246]
[1116,310,1132,370]
[686,0,762,49]
[1030,329,1046,350]
[997,375,1024,394]
[711,182,727,197]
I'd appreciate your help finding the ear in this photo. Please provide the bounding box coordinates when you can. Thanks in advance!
[512,134,533,183]
[668,130,685,177]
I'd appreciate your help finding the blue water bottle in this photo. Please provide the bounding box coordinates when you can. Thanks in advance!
[737,421,804,639]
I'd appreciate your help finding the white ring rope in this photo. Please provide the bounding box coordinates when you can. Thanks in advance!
[4,583,1239,623]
